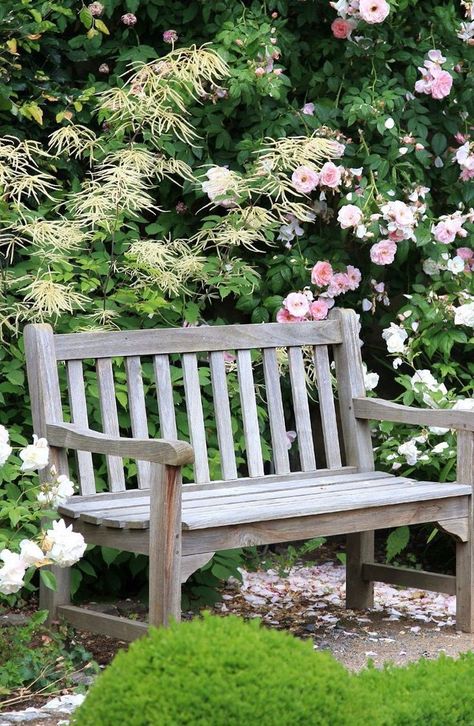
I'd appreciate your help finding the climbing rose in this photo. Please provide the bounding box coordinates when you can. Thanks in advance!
[454,302,474,328]
[0,426,11,466]
[337,204,362,228]
[19,540,45,567]
[310,299,330,320]
[331,18,354,38]
[121,12,137,26]
[45,520,87,568]
[430,68,454,99]
[0,550,27,595]
[291,166,319,194]
[99,63,109,74]
[359,0,390,23]
[311,261,333,287]
[301,102,315,115]
[319,162,342,189]
[346,265,362,290]
[283,292,310,318]
[327,272,350,296]
[370,240,397,265]
[276,308,301,323]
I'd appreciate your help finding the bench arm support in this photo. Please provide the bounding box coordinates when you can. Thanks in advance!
[46,422,194,467]
[352,398,474,432]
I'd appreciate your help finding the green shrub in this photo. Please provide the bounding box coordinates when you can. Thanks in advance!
[72,614,353,726]
[73,614,474,726]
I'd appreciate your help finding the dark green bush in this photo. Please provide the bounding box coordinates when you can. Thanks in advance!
[73,614,474,726]
[72,614,353,726]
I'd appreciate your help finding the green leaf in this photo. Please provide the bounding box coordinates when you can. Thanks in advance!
[386,526,410,562]
[101,546,120,566]
[79,7,93,29]
[40,569,57,591]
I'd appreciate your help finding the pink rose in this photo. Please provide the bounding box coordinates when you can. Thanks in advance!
[327,272,351,296]
[311,261,333,287]
[319,162,342,189]
[457,247,474,261]
[331,18,354,39]
[430,68,453,99]
[433,218,465,244]
[291,165,319,194]
[276,308,300,323]
[337,204,363,229]
[370,240,397,265]
[359,0,390,24]
[310,298,330,320]
[163,29,178,43]
[121,12,137,26]
[283,292,310,319]
[346,265,362,290]
[301,102,315,115]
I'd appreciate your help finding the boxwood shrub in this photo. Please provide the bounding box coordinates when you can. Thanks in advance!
[73,614,474,726]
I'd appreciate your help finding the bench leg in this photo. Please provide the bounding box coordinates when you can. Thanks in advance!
[456,536,474,633]
[40,565,71,624]
[149,463,182,627]
[346,531,374,609]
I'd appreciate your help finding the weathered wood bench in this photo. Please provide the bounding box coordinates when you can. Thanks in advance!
[24,309,474,640]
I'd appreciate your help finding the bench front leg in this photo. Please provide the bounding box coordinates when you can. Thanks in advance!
[149,463,183,627]
[456,431,474,632]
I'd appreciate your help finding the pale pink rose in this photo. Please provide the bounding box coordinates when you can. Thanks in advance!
[457,247,474,261]
[310,298,330,320]
[331,18,354,38]
[163,29,178,43]
[337,204,362,229]
[276,307,300,323]
[311,261,333,287]
[460,166,474,181]
[430,68,453,99]
[427,49,446,64]
[121,12,137,25]
[433,218,465,244]
[370,240,397,265]
[319,162,342,189]
[388,229,406,242]
[327,272,351,296]
[255,67,265,77]
[391,201,415,227]
[301,102,315,115]
[346,265,362,290]
[291,165,319,194]
[283,292,310,318]
[359,0,390,24]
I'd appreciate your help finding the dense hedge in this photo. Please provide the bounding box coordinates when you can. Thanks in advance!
[73,614,474,726]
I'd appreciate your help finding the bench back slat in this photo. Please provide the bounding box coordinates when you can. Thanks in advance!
[182,352,210,484]
[153,354,178,440]
[209,351,238,480]
[262,348,291,475]
[313,345,342,469]
[96,358,126,492]
[125,356,151,489]
[237,349,265,477]
[53,321,343,359]
[287,346,316,472]
[67,360,96,495]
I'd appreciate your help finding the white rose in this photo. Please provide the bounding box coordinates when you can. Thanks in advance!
[202,166,238,207]
[363,364,379,391]
[453,398,474,411]
[432,442,449,454]
[0,549,27,595]
[0,425,9,444]
[38,475,75,509]
[454,302,474,328]
[46,519,87,568]
[398,440,420,466]
[381,323,408,353]
[423,258,440,276]
[19,539,46,567]
[447,256,465,275]
[19,435,49,472]
[429,426,449,435]
[0,441,12,466]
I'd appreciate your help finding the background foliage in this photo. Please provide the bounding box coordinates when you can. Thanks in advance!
[0,0,473,601]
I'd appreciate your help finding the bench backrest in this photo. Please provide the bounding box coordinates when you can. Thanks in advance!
[24,309,374,495]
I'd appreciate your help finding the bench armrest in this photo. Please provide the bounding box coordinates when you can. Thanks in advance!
[352,397,474,432]
[46,423,194,467]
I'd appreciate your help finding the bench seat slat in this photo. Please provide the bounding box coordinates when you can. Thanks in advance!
[77,477,410,526]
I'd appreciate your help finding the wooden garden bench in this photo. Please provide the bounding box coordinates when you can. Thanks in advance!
[24,309,474,640]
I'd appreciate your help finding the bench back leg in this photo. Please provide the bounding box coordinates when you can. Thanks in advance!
[40,566,71,623]
[456,432,474,632]
[331,309,376,609]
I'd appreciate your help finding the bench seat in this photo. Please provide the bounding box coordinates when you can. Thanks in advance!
[59,472,471,531]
